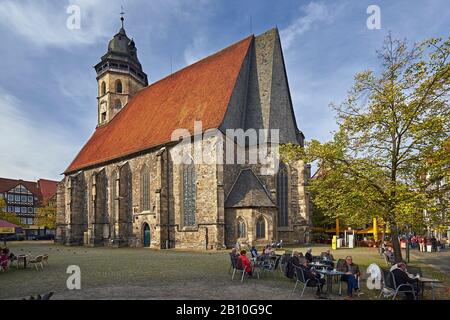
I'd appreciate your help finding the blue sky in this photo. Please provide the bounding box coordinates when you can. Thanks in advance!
[0,0,449,181]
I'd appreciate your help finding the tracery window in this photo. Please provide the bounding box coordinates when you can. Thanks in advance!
[256,217,266,239]
[140,166,150,212]
[277,162,289,227]
[182,163,196,226]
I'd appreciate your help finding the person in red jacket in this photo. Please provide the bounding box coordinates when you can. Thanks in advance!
[238,250,253,276]
[0,248,9,270]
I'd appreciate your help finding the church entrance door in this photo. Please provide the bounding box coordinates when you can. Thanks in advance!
[143,223,150,247]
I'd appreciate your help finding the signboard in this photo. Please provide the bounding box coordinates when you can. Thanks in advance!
[0,227,15,234]
[332,235,337,250]
[348,234,354,248]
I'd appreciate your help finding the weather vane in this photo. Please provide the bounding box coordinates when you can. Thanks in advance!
[120,6,125,28]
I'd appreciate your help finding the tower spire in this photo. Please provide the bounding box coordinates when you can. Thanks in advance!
[120,6,125,29]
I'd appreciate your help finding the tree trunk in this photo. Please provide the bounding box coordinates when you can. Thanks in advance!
[391,225,403,262]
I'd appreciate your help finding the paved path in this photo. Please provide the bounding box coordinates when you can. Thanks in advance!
[409,249,450,276]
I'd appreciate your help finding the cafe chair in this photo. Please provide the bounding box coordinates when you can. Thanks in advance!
[29,255,44,271]
[292,265,321,298]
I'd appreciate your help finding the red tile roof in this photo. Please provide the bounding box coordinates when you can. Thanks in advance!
[37,179,58,201]
[65,35,253,173]
[0,177,41,196]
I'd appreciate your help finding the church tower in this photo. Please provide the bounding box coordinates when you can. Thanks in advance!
[95,15,148,126]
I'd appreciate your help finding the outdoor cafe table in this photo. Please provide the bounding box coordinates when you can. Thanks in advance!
[316,269,346,296]
[17,254,28,269]
[308,262,329,270]
[418,277,443,300]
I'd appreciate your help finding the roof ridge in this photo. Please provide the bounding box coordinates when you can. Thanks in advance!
[146,35,254,89]
[66,33,254,173]
[93,35,255,132]
[0,177,37,184]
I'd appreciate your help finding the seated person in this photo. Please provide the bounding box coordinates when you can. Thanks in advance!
[299,259,325,297]
[390,261,416,278]
[339,256,361,299]
[237,250,253,276]
[285,251,301,279]
[250,246,258,258]
[230,248,239,267]
[322,249,335,261]
[305,248,313,263]
[320,250,335,269]
[385,248,396,264]
[258,245,270,261]
[0,248,9,270]
[391,262,420,300]
[2,247,15,261]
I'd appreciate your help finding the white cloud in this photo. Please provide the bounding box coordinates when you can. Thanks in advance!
[280,1,343,50]
[0,90,77,181]
[0,0,115,49]
[183,35,210,65]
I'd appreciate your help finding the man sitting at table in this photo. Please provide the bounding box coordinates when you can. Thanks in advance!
[299,259,325,297]
[339,256,361,299]
[391,262,420,300]
[305,248,313,263]
[285,251,302,279]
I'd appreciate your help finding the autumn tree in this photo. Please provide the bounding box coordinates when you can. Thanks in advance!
[0,198,22,226]
[36,204,57,230]
[283,34,449,262]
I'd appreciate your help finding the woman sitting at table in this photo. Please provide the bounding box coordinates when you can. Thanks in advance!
[258,245,271,261]
[0,248,9,270]
[237,250,253,277]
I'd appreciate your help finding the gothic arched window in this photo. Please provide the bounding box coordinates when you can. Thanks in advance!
[111,170,118,221]
[277,162,289,227]
[237,218,246,238]
[256,217,266,239]
[101,81,106,95]
[182,163,196,226]
[116,80,122,93]
[140,165,150,212]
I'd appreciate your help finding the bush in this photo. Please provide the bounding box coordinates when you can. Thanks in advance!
[311,232,330,243]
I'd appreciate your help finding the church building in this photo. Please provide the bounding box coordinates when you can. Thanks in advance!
[56,18,312,249]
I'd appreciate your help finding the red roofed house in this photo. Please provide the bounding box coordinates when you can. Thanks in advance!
[56,18,312,249]
[0,177,58,239]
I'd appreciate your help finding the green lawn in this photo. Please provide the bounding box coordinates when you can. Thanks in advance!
[0,242,448,300]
